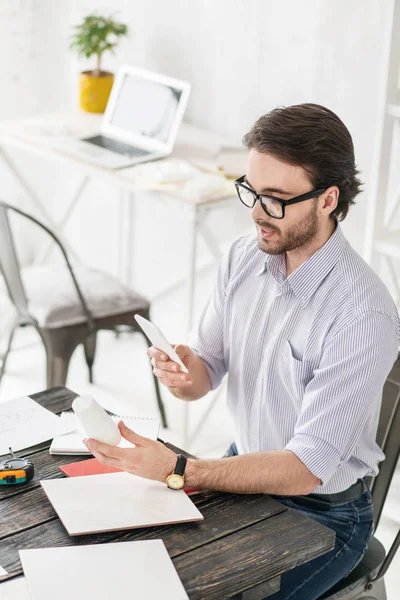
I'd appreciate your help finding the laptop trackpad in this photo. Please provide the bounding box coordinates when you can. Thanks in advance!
[76,141,110,157]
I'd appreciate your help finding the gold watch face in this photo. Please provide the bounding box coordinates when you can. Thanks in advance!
[166,474,184,490]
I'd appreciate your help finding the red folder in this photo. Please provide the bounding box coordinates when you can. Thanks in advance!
[59,458,200,495]
[59,458,122,477]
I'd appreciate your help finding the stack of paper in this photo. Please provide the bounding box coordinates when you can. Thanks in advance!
[0,397,75,456]
[49,412,159,455]
[19,540,188,599]
[132,157,201,183]
[41,472,203,535]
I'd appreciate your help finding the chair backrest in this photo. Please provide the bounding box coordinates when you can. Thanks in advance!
[0,201,94,330]
[370,353,400,527]
[0,202,31,321]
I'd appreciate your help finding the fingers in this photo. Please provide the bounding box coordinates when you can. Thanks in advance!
[150,357,183,372]
[118,421,147,446]
[89,448,121,468]
[151,359,191,385]
[147,346,168,361]
[147,347,182,374]
[84,438,125,459]
[147,345,192,388]
[174,344,189,359]
[147,344,191,365]
[152,367,192,387]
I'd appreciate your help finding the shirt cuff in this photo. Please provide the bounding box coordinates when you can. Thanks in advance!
[190,347,225,391]
[285,434,342,487]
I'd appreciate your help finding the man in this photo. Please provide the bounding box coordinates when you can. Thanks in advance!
[85,104,399,599]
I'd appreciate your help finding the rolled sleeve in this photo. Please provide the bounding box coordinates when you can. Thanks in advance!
[285,311,399,486]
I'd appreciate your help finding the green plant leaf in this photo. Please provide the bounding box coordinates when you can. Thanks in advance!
[70,13,129,71]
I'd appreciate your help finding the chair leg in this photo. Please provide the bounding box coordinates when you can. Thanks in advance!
[84,331,97,384]
[0,323,18,385]
[40,330,79,389]
[151,364,168,429]
[45,353,74,388]
[139,311,168,428]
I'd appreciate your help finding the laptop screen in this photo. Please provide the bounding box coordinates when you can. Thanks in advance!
[108,72,183,143]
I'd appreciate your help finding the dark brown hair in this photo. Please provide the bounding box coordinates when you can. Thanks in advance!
[243,103,362,221]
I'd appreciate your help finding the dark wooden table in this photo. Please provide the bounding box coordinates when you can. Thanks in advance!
[0,387,335,599]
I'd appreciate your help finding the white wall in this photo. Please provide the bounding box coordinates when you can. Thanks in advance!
[0,0,393,316]
[0,0,39,118]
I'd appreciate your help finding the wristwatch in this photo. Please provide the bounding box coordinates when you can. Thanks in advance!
[166,454,187,490]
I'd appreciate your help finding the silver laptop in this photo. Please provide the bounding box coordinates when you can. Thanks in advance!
[57,65,191,169]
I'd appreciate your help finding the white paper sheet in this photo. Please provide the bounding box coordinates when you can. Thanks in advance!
[0,575,31,600]
[49,412,159,454]
[0,397,75,456]
[0,565,8,576]
[20,540,188,600]
[41,471,203,535]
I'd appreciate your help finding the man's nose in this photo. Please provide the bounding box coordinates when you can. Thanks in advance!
[251,198,265,221]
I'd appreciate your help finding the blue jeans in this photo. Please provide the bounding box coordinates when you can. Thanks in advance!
[224,443,374,600]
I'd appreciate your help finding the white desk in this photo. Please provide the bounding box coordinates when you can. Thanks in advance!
[0,112,236,447]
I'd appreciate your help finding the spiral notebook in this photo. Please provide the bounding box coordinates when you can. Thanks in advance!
[49,412,159,455]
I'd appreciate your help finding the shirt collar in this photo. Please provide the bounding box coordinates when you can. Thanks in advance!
[257,225,348,307]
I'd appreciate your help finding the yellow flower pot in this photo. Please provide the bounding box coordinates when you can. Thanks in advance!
[79,71,114,113]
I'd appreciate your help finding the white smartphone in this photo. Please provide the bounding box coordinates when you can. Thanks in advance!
[134,314,189,373]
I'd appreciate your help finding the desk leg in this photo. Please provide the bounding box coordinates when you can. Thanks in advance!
[117,188,135,288]
[183,205,199,449]
[185,207,228,450]
[198,216,224,262]
[117,189,125,282]
[186,205,198,333]
[126,190,135,288]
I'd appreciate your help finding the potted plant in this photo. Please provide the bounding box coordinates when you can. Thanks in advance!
[70,14,129,113]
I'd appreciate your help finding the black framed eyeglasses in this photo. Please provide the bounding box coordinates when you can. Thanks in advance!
[234,175,327,219]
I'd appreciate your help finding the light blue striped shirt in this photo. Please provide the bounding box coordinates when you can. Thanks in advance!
[189,226,400,494]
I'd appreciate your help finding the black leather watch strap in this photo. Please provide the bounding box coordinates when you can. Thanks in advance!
[174,454,187,477]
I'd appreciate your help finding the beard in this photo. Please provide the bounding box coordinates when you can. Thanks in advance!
[256,199,319,255]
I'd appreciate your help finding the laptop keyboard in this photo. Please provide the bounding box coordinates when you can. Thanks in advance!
[83,135,151,158]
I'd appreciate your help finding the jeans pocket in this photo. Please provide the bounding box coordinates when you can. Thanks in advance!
[354,490,374,523]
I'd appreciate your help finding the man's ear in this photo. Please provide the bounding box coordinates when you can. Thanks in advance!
[322,186,339,215]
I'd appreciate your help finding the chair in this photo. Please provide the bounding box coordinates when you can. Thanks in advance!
[320,353,400,599]
[0,201,167,428]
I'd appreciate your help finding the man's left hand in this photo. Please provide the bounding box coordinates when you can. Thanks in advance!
[83,421,177,483]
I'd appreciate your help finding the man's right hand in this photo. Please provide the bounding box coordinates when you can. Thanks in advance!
[147,344,194,389]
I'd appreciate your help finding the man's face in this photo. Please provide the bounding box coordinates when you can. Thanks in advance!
[246,149,322,255]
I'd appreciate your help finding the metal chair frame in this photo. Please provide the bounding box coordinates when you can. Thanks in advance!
[0,201,167,427]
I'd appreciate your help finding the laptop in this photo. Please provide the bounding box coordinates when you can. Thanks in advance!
[56,65,191,169]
